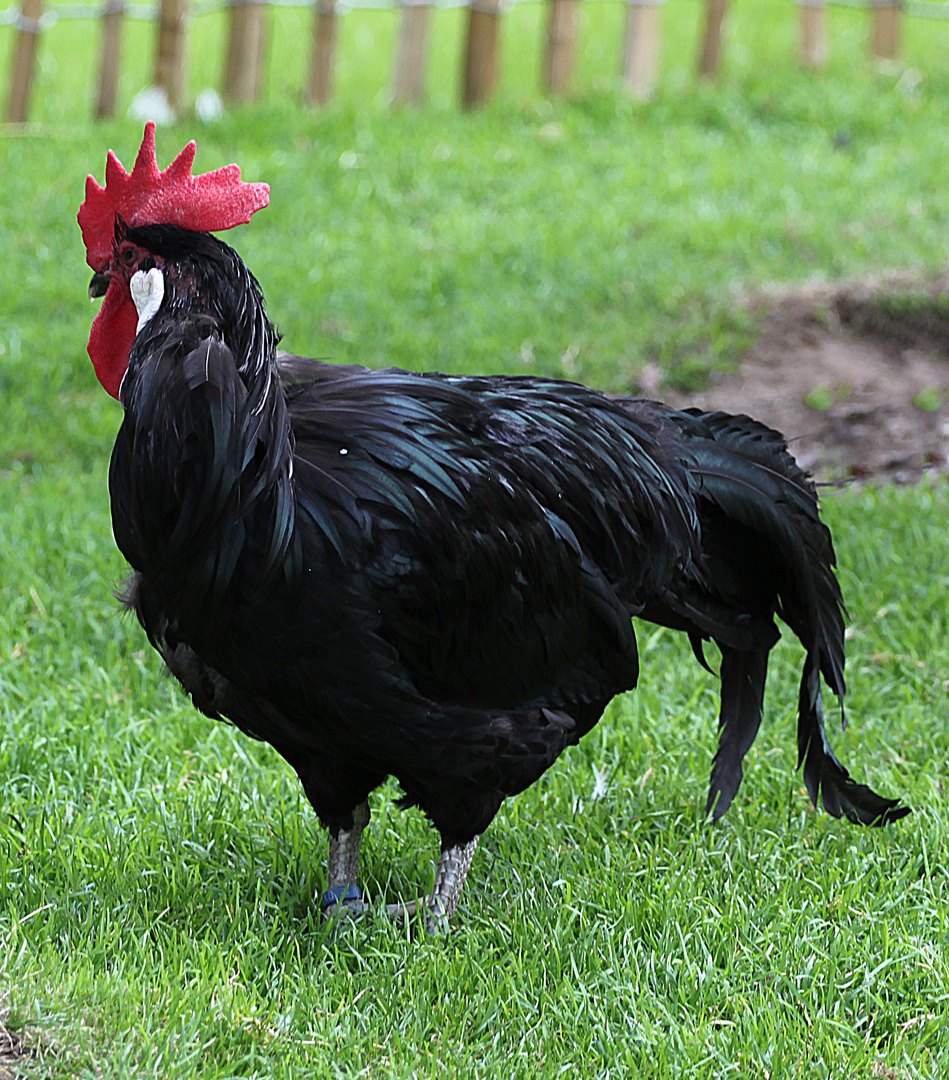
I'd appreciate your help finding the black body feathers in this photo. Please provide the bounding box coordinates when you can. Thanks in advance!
[109,226,907,856]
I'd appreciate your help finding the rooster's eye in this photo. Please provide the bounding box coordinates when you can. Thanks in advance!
[121,247,137,266]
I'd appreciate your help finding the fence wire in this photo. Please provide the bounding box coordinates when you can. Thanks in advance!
[2,0,949,28]
[3,0,483,25]
[838,0,949,16]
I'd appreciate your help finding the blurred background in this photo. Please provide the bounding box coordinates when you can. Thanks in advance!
[2,0,949,473]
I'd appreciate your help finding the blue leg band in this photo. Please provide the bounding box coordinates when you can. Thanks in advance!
[322,884,363,909]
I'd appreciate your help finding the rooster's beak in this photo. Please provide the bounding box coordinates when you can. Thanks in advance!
[89,272,110,300]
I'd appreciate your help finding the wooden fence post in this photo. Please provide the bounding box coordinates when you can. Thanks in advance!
[870,1,901,61]
[543,0,578,96]
[392,1,431,106]
[224,0,268,104]
[96,0,125,119]
[797,0,827,69]
[462,0,502,109]
[696,0,729,80]
[6,0,44,123]
[155,0,189,112]
[622,0,662,99]
[308,0,337,105]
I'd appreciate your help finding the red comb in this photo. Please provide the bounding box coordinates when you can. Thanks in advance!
[78,121,270,270]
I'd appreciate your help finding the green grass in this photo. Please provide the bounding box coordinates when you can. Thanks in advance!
[3,1,949,1075]
[3,471,948,1078]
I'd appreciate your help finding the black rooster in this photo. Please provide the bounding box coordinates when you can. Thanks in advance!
[80,126,907,929]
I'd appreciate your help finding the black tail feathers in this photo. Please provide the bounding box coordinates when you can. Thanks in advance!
[662,407,908,826]
[797,650,909,826]
[706,643,770,820]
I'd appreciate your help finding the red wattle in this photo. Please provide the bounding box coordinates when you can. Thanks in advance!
[88,279,138,400]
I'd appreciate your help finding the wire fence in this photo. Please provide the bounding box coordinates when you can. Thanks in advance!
[4,0,949,24]
[833,0,948,16]
[2,0,945,124]
[0,0,470,24]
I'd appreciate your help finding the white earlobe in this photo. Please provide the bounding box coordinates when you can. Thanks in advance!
[130,267,165,334]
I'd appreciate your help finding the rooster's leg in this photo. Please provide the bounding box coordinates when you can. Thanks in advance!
[429,837,481,932]
[386,837,479,932]
[322,801,370,921]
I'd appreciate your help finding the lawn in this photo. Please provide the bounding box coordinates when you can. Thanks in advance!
[2,0,949,1076]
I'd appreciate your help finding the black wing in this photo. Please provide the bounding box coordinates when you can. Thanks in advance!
[281,359,701,712]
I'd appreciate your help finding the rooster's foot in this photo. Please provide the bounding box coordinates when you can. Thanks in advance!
[322,801,370,925]
[385,837,481,933]
[386,899,418,921]
[425,837,479,932]
[321,884,367,925]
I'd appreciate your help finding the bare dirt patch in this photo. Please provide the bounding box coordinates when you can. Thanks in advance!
[662,272,949,483]
[0,1019,32,1080]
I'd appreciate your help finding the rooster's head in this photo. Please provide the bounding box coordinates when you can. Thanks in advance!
[79,123,270,399]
